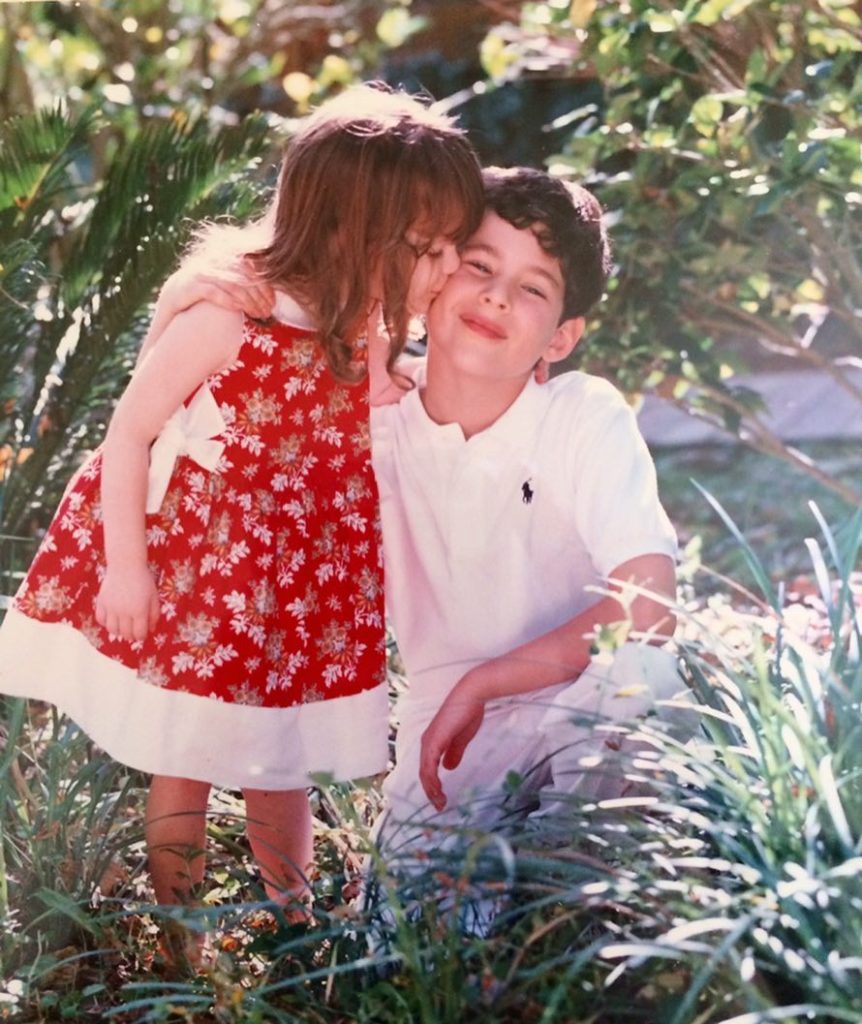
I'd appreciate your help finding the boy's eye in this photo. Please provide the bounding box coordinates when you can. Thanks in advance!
[524,284,547,299]
[465,258,491,274]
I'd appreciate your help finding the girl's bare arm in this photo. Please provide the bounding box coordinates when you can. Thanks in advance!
[97,304,244,640]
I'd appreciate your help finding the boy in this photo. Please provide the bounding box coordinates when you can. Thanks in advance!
[370,167,679,857]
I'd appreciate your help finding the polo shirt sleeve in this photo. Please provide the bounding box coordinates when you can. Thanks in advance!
[567,381,677,579]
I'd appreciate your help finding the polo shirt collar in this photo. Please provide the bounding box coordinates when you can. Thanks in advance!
[403,373,547,455]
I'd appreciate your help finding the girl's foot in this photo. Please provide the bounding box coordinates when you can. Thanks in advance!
[156,919,211,976]
[270,891,314,926]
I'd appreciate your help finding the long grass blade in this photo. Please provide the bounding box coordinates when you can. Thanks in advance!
[692,481,779,608]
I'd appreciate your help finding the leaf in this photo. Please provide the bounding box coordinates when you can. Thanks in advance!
[646,10,683,33]
[569,0,597,29]
[480,30,514,82]
[34,888,99,935]
[691,481,779,609]
[318,54,353,89]
[745,272,770,300]
[282,71,314,104]
[376,8,427,49]
[692,0,758,27]
[690,95,723,133]
[795,277,825,302]
[816,754,853,852]
[803,538,834,614]
[745,47,769,85]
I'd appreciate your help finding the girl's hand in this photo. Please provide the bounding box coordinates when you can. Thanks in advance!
[95,564,160,642]
[159,260,275,323]
[419,684,486,811]
[370,374,411,407]
[365,308,411,407]
[138,261,275,368]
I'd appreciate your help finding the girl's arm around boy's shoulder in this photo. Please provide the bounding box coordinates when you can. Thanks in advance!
[137,264,273,366]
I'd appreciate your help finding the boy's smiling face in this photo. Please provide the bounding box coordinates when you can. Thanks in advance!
[426,211,583,383]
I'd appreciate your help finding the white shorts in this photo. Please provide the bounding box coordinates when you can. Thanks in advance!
[376,643,691,860]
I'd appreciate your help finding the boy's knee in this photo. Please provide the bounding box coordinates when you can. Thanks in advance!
[592,640,678,691]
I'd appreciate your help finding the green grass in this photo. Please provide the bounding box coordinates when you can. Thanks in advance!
[655,440,861,581]
[1,489,860,1022]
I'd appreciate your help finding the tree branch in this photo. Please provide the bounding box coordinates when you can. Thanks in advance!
[665,385,862,507]
[682,289,862,405]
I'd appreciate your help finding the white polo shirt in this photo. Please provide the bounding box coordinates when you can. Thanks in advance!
[370,365,677,717]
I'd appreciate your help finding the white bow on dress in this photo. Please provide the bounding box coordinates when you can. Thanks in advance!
[146,383,226,514]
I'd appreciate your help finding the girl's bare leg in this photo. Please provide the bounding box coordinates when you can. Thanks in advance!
[243,787,313,916]
[146,775,211,905]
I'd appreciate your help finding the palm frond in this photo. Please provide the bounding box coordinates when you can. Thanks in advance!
[0,102,99,238]
[0,109,273,533]
[0,240,50,427]
[63,110,272,303]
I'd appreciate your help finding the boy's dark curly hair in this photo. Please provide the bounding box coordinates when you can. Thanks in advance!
[481,167,612,321]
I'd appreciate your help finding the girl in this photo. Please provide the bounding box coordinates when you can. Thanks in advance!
[0,84,483,927]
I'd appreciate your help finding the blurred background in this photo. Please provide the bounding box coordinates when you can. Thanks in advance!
[1,0,860,585]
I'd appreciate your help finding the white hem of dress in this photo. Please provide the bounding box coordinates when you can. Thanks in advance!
[0,608,389,790]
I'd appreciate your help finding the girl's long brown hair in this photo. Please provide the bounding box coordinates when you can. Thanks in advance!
[203,84,484,381]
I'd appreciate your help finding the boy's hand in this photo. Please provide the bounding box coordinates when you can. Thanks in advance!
[419,689,485,811]
[95,564,160,642]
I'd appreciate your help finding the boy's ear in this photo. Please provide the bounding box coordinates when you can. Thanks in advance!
[544,316,585,364]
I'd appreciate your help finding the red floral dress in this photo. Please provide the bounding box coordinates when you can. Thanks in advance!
[0,317,389,789]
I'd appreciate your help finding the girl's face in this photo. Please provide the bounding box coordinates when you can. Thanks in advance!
[405,230,461,316]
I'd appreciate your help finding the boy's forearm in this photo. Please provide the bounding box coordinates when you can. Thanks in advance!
[456,593,625,704]
[457,555,676,706]
[419,556,676,810]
